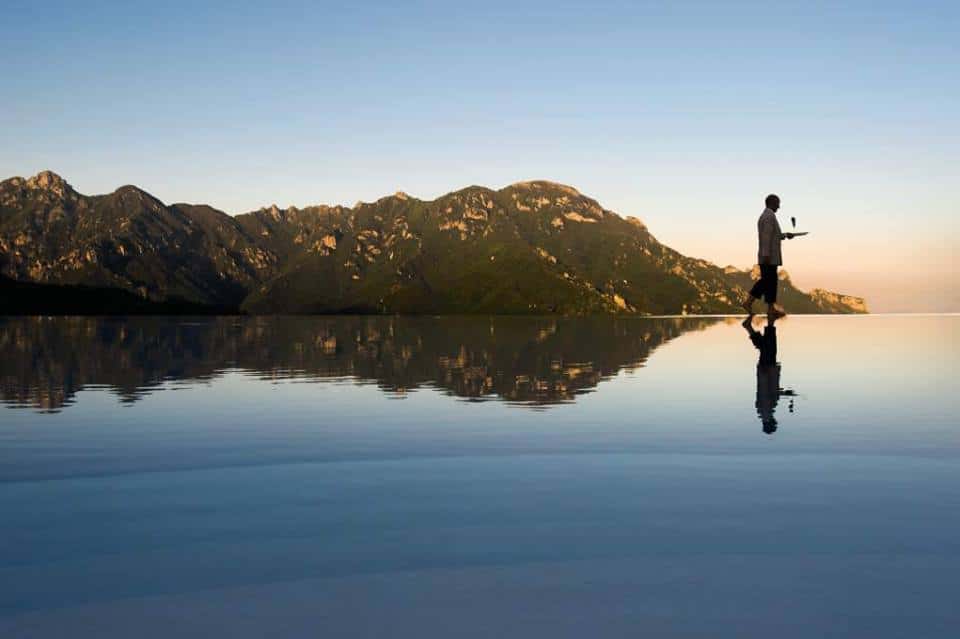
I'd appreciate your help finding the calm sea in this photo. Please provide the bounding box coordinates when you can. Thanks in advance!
[1,315,957,637]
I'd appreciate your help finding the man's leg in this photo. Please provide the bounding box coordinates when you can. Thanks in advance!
[744,270,766,314]
[764,265,784,317]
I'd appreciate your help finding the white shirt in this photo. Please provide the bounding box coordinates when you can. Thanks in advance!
[757,207,783,266]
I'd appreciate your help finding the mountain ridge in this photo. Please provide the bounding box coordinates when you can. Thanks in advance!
[0,171,867,315]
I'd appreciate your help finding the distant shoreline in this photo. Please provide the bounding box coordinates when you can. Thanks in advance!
[1,274,874,317]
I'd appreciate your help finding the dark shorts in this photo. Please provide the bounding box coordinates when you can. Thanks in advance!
[750,264,778,304]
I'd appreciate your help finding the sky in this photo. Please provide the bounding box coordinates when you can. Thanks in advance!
[2,0,957,312]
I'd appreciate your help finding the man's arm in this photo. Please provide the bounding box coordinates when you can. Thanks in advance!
[773,216,793,240]
[759,216,775,263]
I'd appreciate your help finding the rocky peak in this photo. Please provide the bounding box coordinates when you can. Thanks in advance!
[260,204,282,221]
[440,185,497,201]
[506,180,582,197]
[110,185,168,214]
[810,289,868,313]
[499,180,607,221]
[25,170,73,198]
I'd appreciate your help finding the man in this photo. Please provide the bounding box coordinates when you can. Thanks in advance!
[743,194,795,317]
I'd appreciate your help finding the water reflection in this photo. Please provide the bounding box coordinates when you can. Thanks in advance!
[743,316,797,434]
[0,316,721,413]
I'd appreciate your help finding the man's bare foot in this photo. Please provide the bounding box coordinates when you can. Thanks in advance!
[742,296,755,315]
[768,306,786,320]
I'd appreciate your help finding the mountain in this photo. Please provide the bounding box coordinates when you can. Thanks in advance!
[0,171,867,315]
[0,171,269,309]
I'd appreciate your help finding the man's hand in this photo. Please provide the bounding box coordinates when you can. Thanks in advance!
[783,232,795,240]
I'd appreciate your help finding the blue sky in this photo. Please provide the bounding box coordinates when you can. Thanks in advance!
[2,1,957,311]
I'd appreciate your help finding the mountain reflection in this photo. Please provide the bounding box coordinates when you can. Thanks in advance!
[0,316,721,413]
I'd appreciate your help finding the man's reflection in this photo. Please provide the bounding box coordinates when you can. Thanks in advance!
[743,316,796,434]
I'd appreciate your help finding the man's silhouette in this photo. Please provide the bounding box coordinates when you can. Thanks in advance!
[743,194,796,318]
[743,317,795,434]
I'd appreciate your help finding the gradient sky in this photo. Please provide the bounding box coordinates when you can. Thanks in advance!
[2,1,957,311]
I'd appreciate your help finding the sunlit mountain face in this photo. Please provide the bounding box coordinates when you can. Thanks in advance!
[0,172,865,315]
[0,316,721,412]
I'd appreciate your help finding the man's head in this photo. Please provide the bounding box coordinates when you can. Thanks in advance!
[765,194,781,212]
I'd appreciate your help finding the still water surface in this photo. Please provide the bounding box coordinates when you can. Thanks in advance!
[1,315,957,637]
